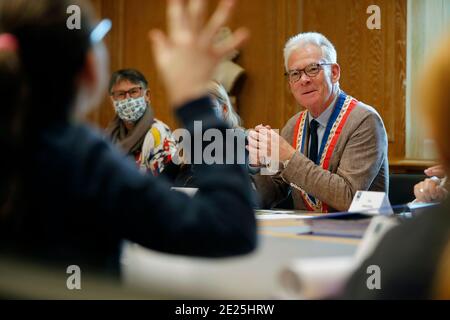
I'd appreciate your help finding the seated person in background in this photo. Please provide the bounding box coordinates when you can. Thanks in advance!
[342,33,450,299]
[105,69,177,175]
[208,80,243,130]
[248,32,388,212]
[0,0,255,278]
[165,80,249,188]
[414,165,448,203]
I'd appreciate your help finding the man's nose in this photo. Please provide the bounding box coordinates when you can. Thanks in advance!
[299,71,311,84]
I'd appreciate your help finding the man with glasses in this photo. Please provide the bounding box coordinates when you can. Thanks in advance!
[105,69,177,176]
[248,32,388,212]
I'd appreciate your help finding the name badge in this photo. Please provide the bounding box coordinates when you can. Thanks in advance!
[348,191,393,215]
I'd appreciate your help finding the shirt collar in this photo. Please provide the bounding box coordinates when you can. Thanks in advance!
[308,90,340,128]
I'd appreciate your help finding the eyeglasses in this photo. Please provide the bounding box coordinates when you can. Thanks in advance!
[90,19,112,44]
[284,62,333,83]
[111,86,143,101]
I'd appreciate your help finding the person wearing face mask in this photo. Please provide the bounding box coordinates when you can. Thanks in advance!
[105,69,177,175]
[0,0,255,279]
[165,80,252,189]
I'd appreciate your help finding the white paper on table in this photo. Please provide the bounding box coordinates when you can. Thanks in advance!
[279,256,355,299]
[277,216,399,299]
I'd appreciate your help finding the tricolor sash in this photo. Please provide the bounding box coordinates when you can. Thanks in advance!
[292,91,358,212]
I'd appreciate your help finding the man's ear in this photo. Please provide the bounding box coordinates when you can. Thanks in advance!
[331,63,340,84]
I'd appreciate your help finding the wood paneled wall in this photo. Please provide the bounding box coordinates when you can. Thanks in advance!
[301,0,406,161]
[88,0,407,163]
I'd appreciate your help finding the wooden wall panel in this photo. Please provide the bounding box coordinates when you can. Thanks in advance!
[88,0,126,128]
[301,0,406,160]
[120,1,176,128]
[87,0,407,164]
[88,0,174,129]
[226,0,302,130]
[393,0,407,160]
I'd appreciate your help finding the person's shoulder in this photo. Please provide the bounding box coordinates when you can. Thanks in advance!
[144,118,178,152]
[152,117,170,127]
[43,122,107,151]
[151,118,174,133]
[39,122,134,176]
[345,98,385,131]
[279,110,305,141]
[351,99,382,120]
[77,124,143,174]
[286,110,304,125]
[68,124,122,159]
[283,110,304,131]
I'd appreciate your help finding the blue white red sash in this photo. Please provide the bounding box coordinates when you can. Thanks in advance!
[292,91,358,212]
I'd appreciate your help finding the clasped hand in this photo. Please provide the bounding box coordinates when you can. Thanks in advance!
[247,125,295,168]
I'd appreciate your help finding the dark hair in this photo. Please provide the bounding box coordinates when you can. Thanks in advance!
[0,43,23,216]
[108,69,148,94]
[0,0,95,217]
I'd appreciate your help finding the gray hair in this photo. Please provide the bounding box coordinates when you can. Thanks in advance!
[108,69,148,94]
[207,81,242,129]
[283,32,337,71]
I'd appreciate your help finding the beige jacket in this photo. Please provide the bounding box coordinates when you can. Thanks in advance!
[252,100,389,212]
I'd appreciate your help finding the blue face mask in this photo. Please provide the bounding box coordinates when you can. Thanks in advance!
[113,96,147,122]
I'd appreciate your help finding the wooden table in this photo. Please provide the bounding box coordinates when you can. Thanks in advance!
[122,213,360,299]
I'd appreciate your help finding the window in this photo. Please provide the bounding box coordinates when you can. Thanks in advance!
[406,0,450,160]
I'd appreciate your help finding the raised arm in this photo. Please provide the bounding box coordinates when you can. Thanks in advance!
[100,0,256,257]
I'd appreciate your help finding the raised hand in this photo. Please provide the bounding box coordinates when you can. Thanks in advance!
[247,125,295,168]
[149,0,249,108]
